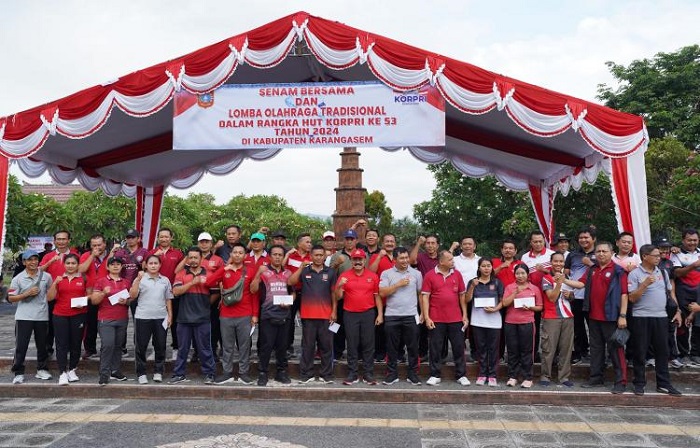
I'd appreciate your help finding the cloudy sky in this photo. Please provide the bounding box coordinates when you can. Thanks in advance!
[2,0,699,218]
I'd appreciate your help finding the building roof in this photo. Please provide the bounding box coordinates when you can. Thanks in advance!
[21,182,85,203]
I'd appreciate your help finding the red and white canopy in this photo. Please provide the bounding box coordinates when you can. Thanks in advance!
[0,11,650,249]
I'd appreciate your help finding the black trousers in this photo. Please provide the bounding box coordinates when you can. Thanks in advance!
[504,322,534,380]
[54,314,86,373]
[631,316,672,389]
[170,297,181,349]
[210,296,222,353]
[384,315,419,377]
[472,326,500,379]
[83,303,99,353]
[571,299,589,358]
[429,322,466,379]
[46,301,56,353]
[134,318,168,376]
[258,318,290,374]
[588,319,626,385]
[12,320,49,375]
[344,309,376,377]
[675,284,699,357]
[287,292,301,354]
[300,319,333,379]
[333,300,346,359]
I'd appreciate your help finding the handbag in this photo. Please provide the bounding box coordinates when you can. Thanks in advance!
[221,269,246,306]
[660,269,678,320]
[609,327,630,347]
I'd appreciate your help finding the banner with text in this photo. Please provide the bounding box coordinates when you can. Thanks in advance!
[173,81,445,149]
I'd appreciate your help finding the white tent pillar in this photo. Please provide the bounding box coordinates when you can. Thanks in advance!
[135,185,165,250]
[528,182,556,246]
[609,152,651,246]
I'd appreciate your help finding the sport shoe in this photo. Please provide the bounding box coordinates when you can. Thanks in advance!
[457,376,471,386]
[363,375,378,385]
[238,374,254,385]
[521,380,533,388]
[382,374,399,385]
[539,380,551,387]
[12,374,24,384]
[656,385,682,396]
[110,372,127,381]
[204,374,215,385]
[488,377,498,387]
[475,376,486,386]
[426,376,441,386]
[633,385,645,396]
[153,373,163,383]
[275,372,291,384]
[689,356,700,367]
[138,375,148,385]
[562,380,574,388]
[58,372,69,386]
[645,358,655,367]
[506,378,518,387]
[299,376,315,384]
[669,358,684,369]
[35,370,52,380]
[215,373,234,385]
[319,377,334,384]
[611,383,626,394]
[580,380,605,388]
[171,351,178,361]
[257,373,268,386]
[99,375,109,386]
[67,369,79,382]
[342,375,359,385]
[169,375,188,384]
[406,373,421,385]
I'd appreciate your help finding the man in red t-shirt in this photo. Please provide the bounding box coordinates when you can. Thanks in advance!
[581,242,629,394]
[283,233,312,358]
[334,249,383,385]
[421,250,469,386]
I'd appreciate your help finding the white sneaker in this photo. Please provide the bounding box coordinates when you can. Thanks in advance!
[58,372,69,386]
[12,374,24,384]
[457,376,471,386]
[426,376,441,386]
[35,370,52,380]
[138,375,148,385]
[153,373,163,383]
[67,369,79,382]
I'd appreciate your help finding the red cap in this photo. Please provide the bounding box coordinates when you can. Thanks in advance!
[350,249,366,259]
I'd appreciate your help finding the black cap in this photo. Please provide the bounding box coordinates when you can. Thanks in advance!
[107,256,124,265]
[554,232,570,243]
[656,237,672,247]
[271,230,287,239]
[126,229,140,237]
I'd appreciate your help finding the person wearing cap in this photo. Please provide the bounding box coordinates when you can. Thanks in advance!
[250,245,294,386]
[39,230,79,357]
[114,229,149,355]
[8,249,54,384]
[334,248,383,385]
[329,228,363,360]
[421,250,470,387]
[321,231,337,265]
[271,230,289,249]
[554,233,571,260]
[244,232,270,272]
[147,228,185,359]
[283,233,312,358]
[214,225,243,262]
[91,257,132,385]
[78,234,120,360]
[193,232,226,360]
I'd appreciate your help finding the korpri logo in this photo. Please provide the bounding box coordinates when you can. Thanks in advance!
[394,93,427,104]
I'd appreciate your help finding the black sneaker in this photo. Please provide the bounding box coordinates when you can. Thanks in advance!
[110,372,127,381]
[656,385,682,396]
[363,375,377,386]
[407,373,422,385]
[342,375,359,386]
[571,357,582,365]
[121,348,128,355]
[580,380,605,388]
[215,373,234,385]
[275,372,291,384]
[319,377,334,384]
[382,374,399,385]
[98,375,109,386]
[169,374,188,384]
[204,374,215,385]
[238,374,254,385]
[299,376,315,384]
[257,373,268,387]
[611,383,626,394]
[633,385,645,396]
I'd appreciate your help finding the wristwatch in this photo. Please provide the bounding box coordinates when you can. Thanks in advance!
[619,313,627,318]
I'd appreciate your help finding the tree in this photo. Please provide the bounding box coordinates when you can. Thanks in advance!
[655,152,700,240]
[597,45,700,149]
[62,190,135,247]
[364,190,393,236]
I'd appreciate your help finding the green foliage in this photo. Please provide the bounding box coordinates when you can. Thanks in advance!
[364,190,393,236]
[654,152,700,239]
[597,45,700,149]
[551,177,618,243]
[62,190,135,246]
[391,216,423,248]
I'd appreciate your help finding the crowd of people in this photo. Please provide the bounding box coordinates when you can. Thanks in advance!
[7,221,699,396]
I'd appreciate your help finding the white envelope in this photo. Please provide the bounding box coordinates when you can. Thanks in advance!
[514,296,536,309]
[414,314,421,325]
[250,325,256,337]
[474,296,496,308]
[273,294,294,306]
[162,317,168,330]
[287,258,302,268]
[108,289,130,305]
[71,296,88,308]
[328,322,341,333]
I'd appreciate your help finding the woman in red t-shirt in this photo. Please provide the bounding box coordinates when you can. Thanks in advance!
[502,264,543,388]
[47,254,91,386]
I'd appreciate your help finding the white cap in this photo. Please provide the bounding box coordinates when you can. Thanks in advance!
[197,232,213,241]
[322,231,336,239]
